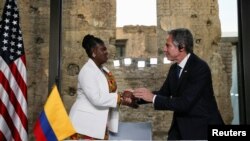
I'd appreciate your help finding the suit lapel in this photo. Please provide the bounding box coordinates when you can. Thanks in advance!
[176,53,196,94]
[169,64,179,97]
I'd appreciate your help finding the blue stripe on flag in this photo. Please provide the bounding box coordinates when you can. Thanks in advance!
[39,111,58,141]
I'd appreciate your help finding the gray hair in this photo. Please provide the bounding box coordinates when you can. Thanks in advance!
[167,28,194,53]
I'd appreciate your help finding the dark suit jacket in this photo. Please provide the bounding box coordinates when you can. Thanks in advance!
[154,53,224,140]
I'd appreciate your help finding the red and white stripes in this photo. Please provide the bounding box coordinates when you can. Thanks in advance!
[0,55,27,141]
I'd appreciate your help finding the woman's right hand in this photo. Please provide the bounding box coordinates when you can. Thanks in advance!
[121,90,139,108]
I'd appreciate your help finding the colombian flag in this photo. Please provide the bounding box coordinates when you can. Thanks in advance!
[33,85,76,141]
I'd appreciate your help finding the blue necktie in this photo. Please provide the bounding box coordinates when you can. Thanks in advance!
[176,65,181,78]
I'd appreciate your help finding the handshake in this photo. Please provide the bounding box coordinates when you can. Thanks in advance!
[119,88,154,108]
[120,90,139,109]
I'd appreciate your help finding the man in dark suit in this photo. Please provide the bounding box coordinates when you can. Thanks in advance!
[133,28,224,140]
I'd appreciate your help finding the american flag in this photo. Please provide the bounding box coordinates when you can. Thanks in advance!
[0,0,28,141]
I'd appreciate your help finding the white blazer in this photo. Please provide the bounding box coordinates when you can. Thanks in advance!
[69,59,119,139]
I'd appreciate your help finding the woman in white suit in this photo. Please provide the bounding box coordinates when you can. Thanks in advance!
[69,34,135,140]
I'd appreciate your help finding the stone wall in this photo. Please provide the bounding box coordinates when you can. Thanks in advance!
[116,26,157,58]
[218,37,238,89]
[157,0,233,126]
[0,0,234,140]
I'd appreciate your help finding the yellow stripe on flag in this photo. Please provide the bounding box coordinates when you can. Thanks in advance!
[44,85,76,140]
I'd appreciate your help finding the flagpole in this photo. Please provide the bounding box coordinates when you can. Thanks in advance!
[48,0,62,93]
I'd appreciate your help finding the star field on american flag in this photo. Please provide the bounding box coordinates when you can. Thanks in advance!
[0,0,24,64]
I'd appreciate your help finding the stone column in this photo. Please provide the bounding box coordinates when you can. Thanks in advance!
[157,0,233,124]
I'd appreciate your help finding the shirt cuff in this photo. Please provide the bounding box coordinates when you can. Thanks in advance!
[152,95,156,104]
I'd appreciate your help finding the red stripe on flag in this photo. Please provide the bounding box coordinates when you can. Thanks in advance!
[8,59,27,100]
[0,100,22,141]
[34,119,48,141]
[0,72,28,131]
[0,131,7,141]
[20,55,26,66]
